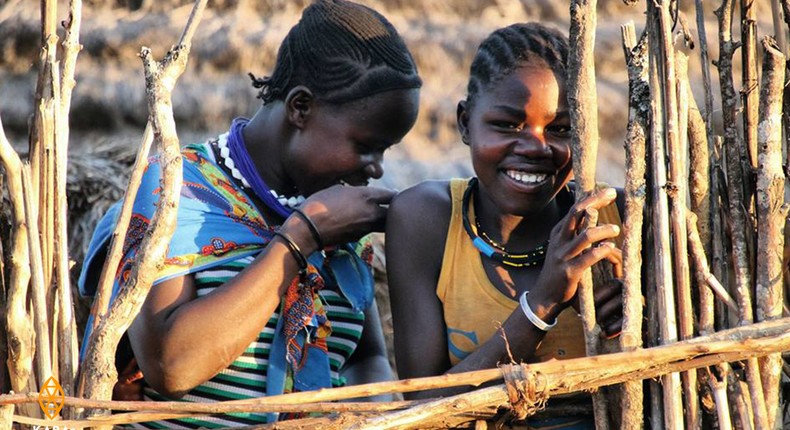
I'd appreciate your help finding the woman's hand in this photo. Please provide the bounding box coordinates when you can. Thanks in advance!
[282,184,396,252]
[528,187,622,320]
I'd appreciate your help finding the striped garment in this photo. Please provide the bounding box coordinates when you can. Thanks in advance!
[131,255,366,429]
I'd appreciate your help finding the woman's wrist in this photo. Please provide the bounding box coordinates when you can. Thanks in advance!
[279,214,320,256]
[522,290,564,325]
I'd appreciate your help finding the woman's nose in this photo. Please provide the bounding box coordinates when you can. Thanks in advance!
[363,154,384,179]
[514,129,552,157]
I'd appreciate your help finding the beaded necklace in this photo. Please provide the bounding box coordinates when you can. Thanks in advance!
[219,118,305,218]
[461,178,548,268]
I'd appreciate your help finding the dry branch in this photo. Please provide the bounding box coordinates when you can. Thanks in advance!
[687,213,738,314]
[672,52,699,429]
[0,117,37,418]
[567,1,608,427]
[755,36,787,430]
[78,0,207,421]
[647,1,683,427]
[619,22,647,429]
[55,0,83,399]
[742,0,759,170]
[715,2,767,427]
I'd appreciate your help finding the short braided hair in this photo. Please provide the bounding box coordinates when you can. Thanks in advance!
[465,23,568,109]
[250,0,422,104]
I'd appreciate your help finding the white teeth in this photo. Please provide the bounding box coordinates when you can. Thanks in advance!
[506,170,547,184]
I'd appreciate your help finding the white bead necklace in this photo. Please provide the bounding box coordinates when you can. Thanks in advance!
[215,133,306,208]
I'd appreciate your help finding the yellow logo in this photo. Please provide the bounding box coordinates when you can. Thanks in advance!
[38,376,65,420]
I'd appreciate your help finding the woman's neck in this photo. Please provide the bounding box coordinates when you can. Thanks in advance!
[474,192,564,251]
[241,104,295,196]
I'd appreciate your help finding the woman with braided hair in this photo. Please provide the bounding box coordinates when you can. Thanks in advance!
[387,22,624,429]
[78,1,420,427]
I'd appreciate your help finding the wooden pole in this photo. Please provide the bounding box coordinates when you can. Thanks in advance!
[755,36,787,430]
[0,117,38,418]
[687,213,738,314]
[77,3,207,426]
[55,0,83,400]
[647,1,684,427]
[742,0,759,171]
[715,2,769,427]
[567,1,608,427]
[619,22,647,430]
[672,51,700,430]
[22,165,52,389]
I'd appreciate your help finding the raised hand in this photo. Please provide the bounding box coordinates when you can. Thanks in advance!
[528,187,622,318]
[283,184,396,253]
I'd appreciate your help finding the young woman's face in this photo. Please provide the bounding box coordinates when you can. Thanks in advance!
[460,64,573,216]
[287,88,420,196]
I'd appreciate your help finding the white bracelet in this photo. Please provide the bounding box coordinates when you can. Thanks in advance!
[519,291,557,332]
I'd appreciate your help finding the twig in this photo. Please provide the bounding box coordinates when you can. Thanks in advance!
[742,0,759,170]
[619,21,647,430]
[772,0,788,54]
[708,367,733,430]
[647,1,684,427]
[0,117,37,418]
[687,212,739,314]
[568,1,608,427]
[755,36,787,430]
[22,163,52,388]
[77,0,207,423]
[672,51,700,429]
[54,0,83,400]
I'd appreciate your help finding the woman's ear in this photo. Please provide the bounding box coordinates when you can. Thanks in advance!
[456,100,470,146]
[285,86,315,129]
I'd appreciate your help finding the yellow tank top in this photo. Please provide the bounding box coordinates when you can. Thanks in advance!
[438,178,623,365]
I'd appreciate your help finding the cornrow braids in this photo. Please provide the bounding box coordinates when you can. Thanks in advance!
[251,0,421,105]
[465,23,569,109]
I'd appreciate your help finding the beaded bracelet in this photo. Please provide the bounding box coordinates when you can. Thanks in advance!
[519,291,557,332]
[273,231,308,272]
[292,208,324,250]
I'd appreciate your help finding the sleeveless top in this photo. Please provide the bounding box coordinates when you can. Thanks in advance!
[132,255,365,429]
[438,178,623,366]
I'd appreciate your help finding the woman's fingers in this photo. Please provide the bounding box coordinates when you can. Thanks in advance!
[565,224,621,257]
[594,278,623,305]
[561,188,618,237]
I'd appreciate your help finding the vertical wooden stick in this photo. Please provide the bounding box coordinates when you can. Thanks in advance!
[772,0,788,54]
[0,118,38,418]
[715,2,768,427]
[709,368,734,430]
[755,36,787,430]
[568,1,608,427]
[77,3,207,425]
[55,0,83,400]
[672,52,699,430]
[619,22,647,430]
[742,0,759,170]
[647,1,683,428]
[22,165,53,387]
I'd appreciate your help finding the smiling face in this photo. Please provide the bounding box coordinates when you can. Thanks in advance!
[285,88,420,196]
[459,62,573,216]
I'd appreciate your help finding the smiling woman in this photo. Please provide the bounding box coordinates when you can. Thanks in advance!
[76,0,421,428]
[386,22,623,430]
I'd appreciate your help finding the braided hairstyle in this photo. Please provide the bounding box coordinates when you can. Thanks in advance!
[465,23,568,110]
[250,0,422,105]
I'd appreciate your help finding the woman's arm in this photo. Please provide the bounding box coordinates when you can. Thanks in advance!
[129,185,397,398]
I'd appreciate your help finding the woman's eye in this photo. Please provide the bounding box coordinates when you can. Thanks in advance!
[547,125,572,136]
[491,121,522,131]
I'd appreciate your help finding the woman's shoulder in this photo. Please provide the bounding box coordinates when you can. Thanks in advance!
[389,179,454,227]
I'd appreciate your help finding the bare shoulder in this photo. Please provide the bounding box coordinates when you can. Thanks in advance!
[388,179,453,242]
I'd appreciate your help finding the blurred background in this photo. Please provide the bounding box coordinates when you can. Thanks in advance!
[0,0,779,187]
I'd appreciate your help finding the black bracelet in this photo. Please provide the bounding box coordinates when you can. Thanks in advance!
[292,208,324,250]
[273,231,308,271]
